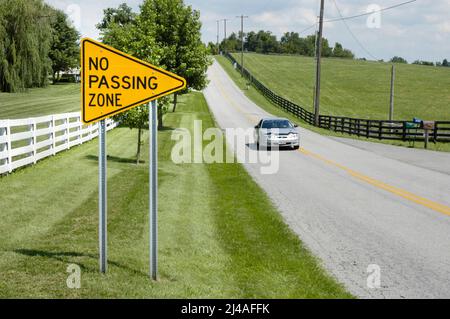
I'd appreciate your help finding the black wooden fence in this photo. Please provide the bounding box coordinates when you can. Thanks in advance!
[224,52,450,142]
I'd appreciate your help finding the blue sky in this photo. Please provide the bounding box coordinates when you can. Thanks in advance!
[46,0,450,62]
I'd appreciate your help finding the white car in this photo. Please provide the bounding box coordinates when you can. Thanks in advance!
[254,118,300,150]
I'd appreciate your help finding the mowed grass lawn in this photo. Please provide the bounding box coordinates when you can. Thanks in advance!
[0,83,80,119]
[0,92,351,298]
[231,53,450,121]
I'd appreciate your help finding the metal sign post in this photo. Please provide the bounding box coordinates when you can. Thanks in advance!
[149,100,158,280]
[98,119,107,273]
[80,38,185,277]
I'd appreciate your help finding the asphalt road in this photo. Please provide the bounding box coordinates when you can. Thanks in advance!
[203,60,450,299]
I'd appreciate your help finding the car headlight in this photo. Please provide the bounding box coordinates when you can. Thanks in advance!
[288,133,298,138]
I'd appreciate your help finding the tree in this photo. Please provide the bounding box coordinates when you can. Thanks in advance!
[258,31,279,54]
[245,31,258,52]
[390,56,408,64]
[139,0,209,113]
[302,35,317,56]
[321,38,333,57]
[48,9,80,83]
[97,3,160,164]
[226,30,352,58]
[332,42,344,57]
[412,60,434,66]
[113,107,148,164]
[332,42,354,59]
[207,42,218,55]
[97,3,136,30]
[0,8,5,84]
[97,1,209,161]
[220,33,240,52]
[244,30,279,54]
[280,32,307,55]
[443,59,449,67]
[0,0,53,92]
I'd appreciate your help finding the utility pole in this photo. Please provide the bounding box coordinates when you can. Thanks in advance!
[223,19,229,41]
[216,20,220,53]
[389,64,395,122]
[314,0,325,126]
[236,15,249,77]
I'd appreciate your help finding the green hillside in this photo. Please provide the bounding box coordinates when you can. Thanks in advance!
[231,53,450,121]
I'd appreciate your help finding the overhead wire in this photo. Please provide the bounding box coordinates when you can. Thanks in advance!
[325,0,416,23]
[332,0,379,60]
[297,0,417,35]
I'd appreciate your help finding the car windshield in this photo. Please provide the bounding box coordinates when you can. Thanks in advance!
[261,120,293,129]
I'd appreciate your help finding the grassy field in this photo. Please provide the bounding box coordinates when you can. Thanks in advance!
[0,83,80,119]
[231,53,450,121]
[0,92,351,298]
[217,55,450,152]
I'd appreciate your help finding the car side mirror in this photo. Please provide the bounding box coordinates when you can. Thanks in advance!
[254,125,259,129]
[294,124,298,128]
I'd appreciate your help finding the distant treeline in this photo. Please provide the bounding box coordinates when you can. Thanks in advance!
[0,0,79,93]
[209,30,354,59]
[389,56,449,67]
[209,30,450,67]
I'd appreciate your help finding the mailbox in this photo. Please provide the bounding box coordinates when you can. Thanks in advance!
[423,121,435,130]
[405,122,419,129]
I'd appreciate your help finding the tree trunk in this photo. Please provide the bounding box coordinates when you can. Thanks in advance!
[136,127,142,164]
[158,107,164,130]
[172,93,178,112]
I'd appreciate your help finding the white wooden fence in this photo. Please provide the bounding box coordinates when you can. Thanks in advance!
[0,112,117,175]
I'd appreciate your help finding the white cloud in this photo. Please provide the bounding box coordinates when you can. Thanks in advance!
[438,22,450,33]
[44,0,450,62]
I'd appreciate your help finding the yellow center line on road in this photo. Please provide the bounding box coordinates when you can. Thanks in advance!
[210,72,261,123]
[300,148,450,217]
[211,68,450,217]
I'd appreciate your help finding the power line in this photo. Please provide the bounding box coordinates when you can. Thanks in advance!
[222,0,417,38]
[298,0,417,34]
[332,0,378,60]
[298,23,317,35]
[325,0,416,23]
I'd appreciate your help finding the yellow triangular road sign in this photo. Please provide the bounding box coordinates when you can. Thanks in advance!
[81,38,186,124]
